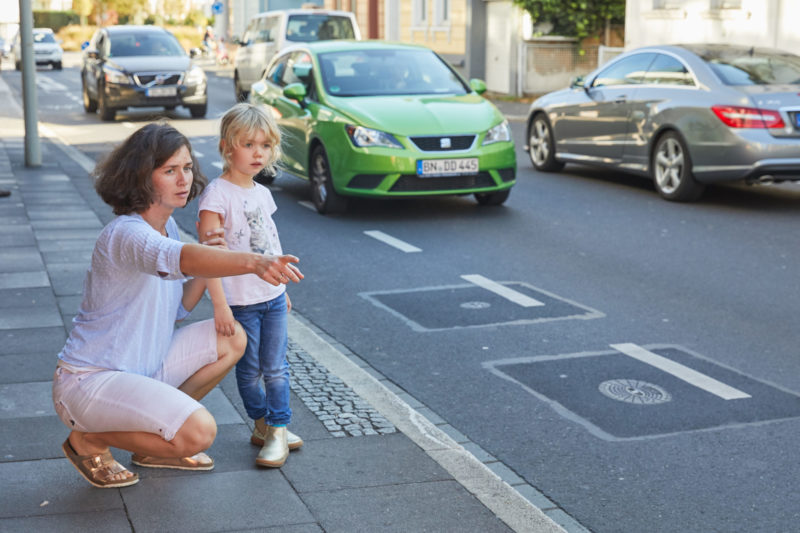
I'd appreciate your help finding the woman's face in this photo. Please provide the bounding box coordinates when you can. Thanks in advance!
[151,145,194,212]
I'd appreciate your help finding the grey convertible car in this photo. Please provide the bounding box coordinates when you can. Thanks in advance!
[525,44,800,201]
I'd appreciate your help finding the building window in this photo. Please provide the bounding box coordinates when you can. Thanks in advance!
[434,0,449,25]
[653,0,686,8]
[710,0,741,8]
[413,0,427,25]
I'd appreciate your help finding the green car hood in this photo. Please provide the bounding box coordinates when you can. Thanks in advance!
[326,92,503,136]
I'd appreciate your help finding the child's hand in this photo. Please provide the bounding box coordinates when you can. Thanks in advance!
[214,303,236,337]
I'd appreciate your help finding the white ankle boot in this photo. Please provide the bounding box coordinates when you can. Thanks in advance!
[255,425,289,468]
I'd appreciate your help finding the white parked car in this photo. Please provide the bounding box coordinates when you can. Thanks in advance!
[14,27,63,70]
[233,8,360,101]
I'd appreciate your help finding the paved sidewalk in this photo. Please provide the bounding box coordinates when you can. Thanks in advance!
[0,74,572,532]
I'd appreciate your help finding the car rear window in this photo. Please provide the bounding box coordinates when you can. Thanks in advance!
[286,14,355,42]
[109,32,185,57]
[318,49,468,97]
[703,49,800,86]
[34,32,56,44]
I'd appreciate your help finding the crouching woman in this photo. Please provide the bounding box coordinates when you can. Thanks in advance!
[52,123,303,488]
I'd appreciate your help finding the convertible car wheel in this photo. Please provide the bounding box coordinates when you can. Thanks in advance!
[651,132,705,202]
[528,114,564,172]
[310,146,347,215]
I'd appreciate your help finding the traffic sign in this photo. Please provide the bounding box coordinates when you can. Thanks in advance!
[212,1,224,14]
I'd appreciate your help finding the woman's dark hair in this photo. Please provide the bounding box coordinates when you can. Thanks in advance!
[94,123,207,215]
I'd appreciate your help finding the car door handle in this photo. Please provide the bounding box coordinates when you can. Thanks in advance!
[614,96,628,103]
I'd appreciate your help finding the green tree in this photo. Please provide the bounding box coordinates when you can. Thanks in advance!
[73,0,93,25]
[513,0,625,41]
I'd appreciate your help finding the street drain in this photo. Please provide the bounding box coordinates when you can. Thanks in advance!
[598,379,672,405]
[460,301,491,309]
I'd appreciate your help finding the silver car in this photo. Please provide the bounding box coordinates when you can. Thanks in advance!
[525,44,800,201]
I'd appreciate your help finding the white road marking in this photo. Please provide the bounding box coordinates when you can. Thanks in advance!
[298,200,316,211]
[36,75,67,91]
[211,161,223,169]
[193,150,204,157]
[364,230,421,253]
[122,122,135,129]
[610,343,751,400]
[460,274,545,307]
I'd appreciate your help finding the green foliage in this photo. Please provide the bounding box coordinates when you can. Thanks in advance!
[33,11,80,32]
[513,0,625,40]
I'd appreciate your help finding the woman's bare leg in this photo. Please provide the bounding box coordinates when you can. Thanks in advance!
[66,408,218,482]
[178,322,247,400]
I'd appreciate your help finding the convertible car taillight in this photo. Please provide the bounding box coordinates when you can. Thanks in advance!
[711,105,785,129]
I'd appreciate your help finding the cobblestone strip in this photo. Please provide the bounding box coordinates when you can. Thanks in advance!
[287,341,397,438]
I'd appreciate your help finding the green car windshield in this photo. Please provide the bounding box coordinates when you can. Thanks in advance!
[318,49,469,97]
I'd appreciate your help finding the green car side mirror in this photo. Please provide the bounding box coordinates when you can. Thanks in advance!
[469,78,487,95]
[283,82,307,104]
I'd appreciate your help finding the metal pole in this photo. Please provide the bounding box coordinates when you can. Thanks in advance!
[18,0,40,167]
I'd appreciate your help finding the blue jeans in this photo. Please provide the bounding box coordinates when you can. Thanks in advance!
[231,293,291,426]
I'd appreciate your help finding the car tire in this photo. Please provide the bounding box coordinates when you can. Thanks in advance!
[310,145,347,215]
[189,103,207,118]
[254,167,276,186]
[15,61,20,71]
[82,80,97,113]
[528,113,564,172]
[54,61,62,70]
[98,87,116,121]
[474,189,510,206]
[234,72,248,102]
[651,131,705,202]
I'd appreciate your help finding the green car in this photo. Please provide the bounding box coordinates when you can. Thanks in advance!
[249,41,516,214]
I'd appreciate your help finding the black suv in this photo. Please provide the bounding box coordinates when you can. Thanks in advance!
[81,25,207,121]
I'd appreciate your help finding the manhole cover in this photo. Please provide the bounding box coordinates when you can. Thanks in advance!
[460,301,491,310]
[598,379,672,405]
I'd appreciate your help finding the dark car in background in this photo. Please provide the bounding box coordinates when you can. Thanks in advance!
[525,44,800,201]
[81,25,207,121]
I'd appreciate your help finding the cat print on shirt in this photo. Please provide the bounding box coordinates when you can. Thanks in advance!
[244,206,270,254]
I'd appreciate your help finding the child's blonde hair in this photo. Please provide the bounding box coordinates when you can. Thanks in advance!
[219,103,282,175]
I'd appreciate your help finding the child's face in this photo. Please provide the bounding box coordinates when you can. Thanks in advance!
[151,145,194,211]
[228,129,273,180]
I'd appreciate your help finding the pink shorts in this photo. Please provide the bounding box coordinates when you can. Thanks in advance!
[52,320,218,442]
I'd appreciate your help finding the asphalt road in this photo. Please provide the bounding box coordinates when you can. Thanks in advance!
[6,53,800,532]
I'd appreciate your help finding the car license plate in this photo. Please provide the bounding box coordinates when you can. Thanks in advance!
[146,86,177,97]
[417,158,479,177]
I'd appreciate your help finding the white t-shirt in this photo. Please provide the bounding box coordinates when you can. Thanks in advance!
[198,178,285,306]
[58,214,189,376]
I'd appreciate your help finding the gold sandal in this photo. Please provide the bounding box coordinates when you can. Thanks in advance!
[62,439,139,489]
[131,452,214,471]
[251,426,303,450]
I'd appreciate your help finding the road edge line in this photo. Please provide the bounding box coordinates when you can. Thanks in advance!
[288,313,566,533]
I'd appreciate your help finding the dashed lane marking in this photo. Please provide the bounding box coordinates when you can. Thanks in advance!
[610,343,751,400]
[298,200,316,211]
[364,230,422,253]
[461,274,545,307]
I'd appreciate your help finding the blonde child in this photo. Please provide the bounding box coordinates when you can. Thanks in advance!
[198,103,302,467]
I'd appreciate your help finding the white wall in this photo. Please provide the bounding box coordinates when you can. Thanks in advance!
[625,0,800,53]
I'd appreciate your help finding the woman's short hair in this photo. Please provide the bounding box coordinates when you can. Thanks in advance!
[94,123,207,215]
[219,103,282,175]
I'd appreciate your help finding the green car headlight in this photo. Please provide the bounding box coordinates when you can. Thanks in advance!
[103,67,130,85]
[345,125,403,149]
[482,120,512,145]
